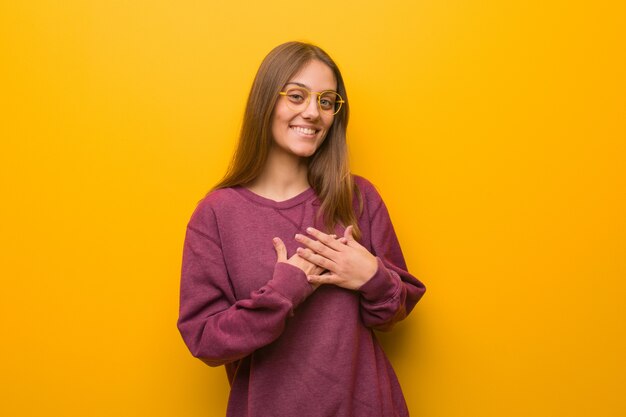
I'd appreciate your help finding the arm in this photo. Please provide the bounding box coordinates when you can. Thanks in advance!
[177,206,314,367]
[295,182,425,331]
[356,197,426,331]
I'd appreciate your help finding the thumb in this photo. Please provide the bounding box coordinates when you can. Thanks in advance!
[273,237,288,262]
[343,225,356,242]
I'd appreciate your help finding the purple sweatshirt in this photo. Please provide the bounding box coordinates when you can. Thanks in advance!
[177,175,426,417]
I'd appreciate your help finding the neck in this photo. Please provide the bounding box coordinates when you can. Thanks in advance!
[246,146,310,201]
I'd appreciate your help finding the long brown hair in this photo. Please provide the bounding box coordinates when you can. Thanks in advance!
[213,41,361,239]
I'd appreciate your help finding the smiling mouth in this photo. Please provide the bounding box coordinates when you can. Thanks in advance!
[291,126,318,136]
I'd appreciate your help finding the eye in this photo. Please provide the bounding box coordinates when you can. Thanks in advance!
[319,93,337,110]
[319,99,332,109]
[286,88,307,104]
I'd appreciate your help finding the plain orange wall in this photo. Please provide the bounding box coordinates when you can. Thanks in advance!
[1,1,625,416]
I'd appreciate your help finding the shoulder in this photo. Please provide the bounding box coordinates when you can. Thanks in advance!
[197,187,239,211]
[352,174,378,195]
[352,174,385,210]
[194,187,235,214]
[187,187,239,236]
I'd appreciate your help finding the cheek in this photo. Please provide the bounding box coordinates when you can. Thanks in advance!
[322,119,335,136]
[270,105,290,127]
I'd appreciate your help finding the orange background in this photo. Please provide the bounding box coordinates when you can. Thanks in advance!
[1,1,625,416]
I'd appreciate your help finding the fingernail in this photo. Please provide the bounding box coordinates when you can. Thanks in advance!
[296,247,303,253]
[306,227,314,233]
[295,234,302,240]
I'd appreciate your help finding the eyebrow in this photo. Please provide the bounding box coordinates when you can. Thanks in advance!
[285,82,337,93]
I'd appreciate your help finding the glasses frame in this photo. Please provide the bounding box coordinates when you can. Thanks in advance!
[278,85,345,116]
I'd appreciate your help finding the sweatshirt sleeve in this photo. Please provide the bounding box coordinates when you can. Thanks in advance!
[177,202,314,367]
[356,180,426,331]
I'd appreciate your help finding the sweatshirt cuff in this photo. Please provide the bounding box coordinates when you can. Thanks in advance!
[266,262,315,307]
[358,257,401,304]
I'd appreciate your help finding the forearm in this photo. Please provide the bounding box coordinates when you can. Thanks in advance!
[358,257,425,331]
[178,259,313,366]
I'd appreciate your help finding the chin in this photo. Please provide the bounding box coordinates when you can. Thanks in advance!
[289,141,324,158]
[293,147,318,158]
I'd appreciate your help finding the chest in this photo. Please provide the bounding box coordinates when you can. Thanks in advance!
[216,203,324,300]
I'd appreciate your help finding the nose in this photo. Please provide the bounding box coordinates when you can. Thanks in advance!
[300,94,321,120]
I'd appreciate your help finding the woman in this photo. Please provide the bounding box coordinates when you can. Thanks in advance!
[178,41,426,417]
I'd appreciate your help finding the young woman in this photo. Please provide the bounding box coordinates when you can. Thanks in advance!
[177,41,426,417]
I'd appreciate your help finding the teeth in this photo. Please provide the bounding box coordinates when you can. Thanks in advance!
[292,126,316,135]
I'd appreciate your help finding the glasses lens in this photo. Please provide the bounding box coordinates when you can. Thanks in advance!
[284,88,309,111]
[282,88,343,115]
[319,92,341,114]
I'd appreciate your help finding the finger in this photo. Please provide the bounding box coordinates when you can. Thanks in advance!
[339,237,348,244]
[296,247,335,270]
[343,225,356,242]
[305,227,346,251]
[272,237,287,262]
[295,233,338,260]
[307,273,339,286]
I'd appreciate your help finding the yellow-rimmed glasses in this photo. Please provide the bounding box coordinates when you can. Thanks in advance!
[278,85,344,116]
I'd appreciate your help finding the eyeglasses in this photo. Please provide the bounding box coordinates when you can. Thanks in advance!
[278,85,344,116]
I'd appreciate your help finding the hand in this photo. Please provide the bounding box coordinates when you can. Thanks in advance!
[294,226,379,290]
[273,237,325,289]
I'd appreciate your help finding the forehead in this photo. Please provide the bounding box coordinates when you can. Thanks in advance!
[287,60,337,91]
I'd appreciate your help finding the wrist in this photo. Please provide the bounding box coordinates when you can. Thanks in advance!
[359,255,379,286]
